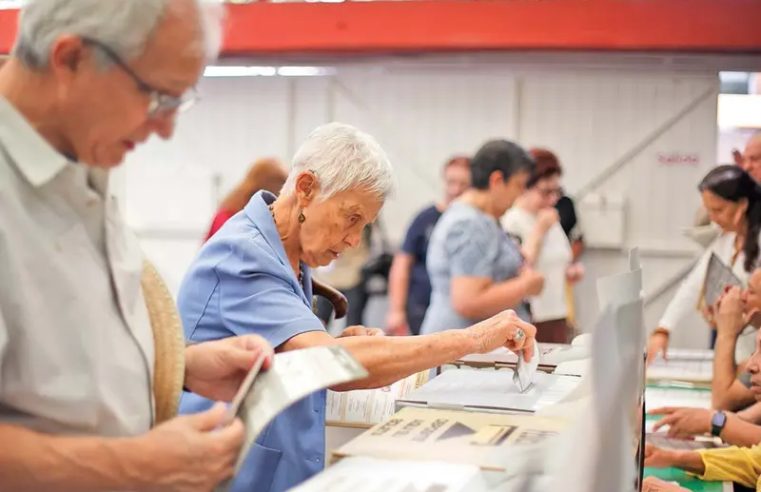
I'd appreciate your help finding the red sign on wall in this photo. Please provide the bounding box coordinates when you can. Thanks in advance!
[657,152,700,166]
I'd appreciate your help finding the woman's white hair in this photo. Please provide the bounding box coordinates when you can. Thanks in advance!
[282,122,395,201]
[13,0,224,69]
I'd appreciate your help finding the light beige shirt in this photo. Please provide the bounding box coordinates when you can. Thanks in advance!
[0,96,155,437]
[502,207,572,322]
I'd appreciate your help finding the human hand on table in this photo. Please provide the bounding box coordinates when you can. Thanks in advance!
[649,407,712,437]
[339,326,386,337]
[642,476,689,492]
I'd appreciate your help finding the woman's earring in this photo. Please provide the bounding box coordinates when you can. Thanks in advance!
[299,212,306,223]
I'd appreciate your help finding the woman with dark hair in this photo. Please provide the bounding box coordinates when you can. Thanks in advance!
[420,140,545,334]
[503,148,583,343]
[648,165,761,363]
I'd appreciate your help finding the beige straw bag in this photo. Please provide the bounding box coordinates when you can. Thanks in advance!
[140,260,186,424]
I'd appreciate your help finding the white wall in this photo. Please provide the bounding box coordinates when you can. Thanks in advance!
[119,54,721,348]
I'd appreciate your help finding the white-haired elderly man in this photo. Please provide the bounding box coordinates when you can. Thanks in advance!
[177,122,539,492]
[0,1,275,491]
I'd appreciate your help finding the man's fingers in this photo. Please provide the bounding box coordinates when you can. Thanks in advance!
[648,407,676,415]
[188,402,228,432]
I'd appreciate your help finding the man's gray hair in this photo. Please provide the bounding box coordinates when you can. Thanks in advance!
[282,123,395,201]
[13,0,224,69]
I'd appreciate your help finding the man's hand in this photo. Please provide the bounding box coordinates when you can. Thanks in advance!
[338,326,385,338]
[650,407,712,437]
[135,403,244,492]
[385,309,410,336]
[184,335,274,402]
[466,310,537,361]
[715,287,750,338]
[646,330,670,365]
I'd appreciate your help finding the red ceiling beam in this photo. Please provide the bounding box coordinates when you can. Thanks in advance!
[1,0,760,56]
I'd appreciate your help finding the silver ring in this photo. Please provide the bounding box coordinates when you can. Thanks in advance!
[514,328,525,342]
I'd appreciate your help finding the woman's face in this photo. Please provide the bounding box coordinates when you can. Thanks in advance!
[701,189,747,233]
[492,169,530,218]
[299,188,384,268]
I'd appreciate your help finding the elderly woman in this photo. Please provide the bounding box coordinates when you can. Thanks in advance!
[177,123,537,492]
[420,139,545,335]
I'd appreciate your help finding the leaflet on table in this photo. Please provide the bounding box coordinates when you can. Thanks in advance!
[218,345,368,492]
[333,406,567,472]
[326,370,429,427]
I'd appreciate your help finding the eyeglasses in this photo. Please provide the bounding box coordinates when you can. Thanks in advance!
[537,186,562,198]
[81,37,199,119]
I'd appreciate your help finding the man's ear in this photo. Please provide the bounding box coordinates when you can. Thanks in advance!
[49,35,87,81]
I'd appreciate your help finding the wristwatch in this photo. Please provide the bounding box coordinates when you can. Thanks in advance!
[711,411,727,437]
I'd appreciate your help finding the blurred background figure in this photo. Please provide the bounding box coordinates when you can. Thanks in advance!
[386,155,471,336]
[314,221,393,330]
[740,132,761,183]
[503,148,583,343]
[205,157,287,240]
[421,140,544,334]
[647,165,761,362]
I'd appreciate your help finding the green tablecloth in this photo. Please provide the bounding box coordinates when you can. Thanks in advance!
[644,467,724,491]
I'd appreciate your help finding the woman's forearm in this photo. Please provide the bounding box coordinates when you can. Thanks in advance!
[333,329,476,390]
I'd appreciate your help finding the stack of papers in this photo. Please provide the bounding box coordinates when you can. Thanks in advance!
[645,386,712,412]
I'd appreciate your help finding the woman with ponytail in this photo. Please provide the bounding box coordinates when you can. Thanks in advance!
[647,165,761,367]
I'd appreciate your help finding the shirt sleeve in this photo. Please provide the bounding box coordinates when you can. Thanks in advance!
[657,241,715,331]
[215,242,325,350]
[400,210,426,256]
[696,445,761,488]
[446,218,498,279]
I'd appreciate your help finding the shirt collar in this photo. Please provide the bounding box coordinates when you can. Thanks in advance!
[0,96,71,187]
[245,191,313,300]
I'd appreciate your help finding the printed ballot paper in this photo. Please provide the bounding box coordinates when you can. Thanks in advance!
[514,340,540,393]
[217,345,368,492]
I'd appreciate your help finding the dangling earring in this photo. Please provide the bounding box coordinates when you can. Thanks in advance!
[299,212,306,223]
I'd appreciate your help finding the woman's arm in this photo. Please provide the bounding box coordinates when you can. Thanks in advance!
[450,271,542,320]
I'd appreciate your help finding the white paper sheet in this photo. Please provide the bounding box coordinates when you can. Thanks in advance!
[397,368,580,413]
[219,345,368,492]
[291,456,489,492]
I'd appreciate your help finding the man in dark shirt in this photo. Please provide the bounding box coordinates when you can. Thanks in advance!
[386,156,471,335]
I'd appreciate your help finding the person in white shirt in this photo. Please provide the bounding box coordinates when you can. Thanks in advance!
[0,1,275,490]
[503,148,583,343]
[647,165,761,364]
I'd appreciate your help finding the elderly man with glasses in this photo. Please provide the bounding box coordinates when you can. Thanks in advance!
[0,1,274,491]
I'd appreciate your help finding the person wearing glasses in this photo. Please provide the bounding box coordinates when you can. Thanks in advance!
[0,1,275,491]
[503,148,583,343]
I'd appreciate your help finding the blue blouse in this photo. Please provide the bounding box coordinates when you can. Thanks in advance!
[177,191,327,492]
